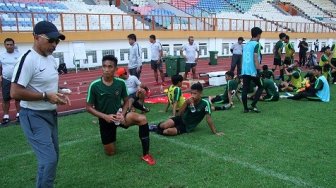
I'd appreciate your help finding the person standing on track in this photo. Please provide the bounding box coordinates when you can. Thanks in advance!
[298,38,309,67]
[180,36,199,80]
[128,34,142,79]
[10,21,70,188]
[314,39,319,52]
[241,27,264,113]
[230,37,244,76]
[149,34,166,85]
[0,38,21,125]
[272,33,286,80]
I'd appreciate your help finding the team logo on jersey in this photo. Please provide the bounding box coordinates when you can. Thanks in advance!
[115,90,120,96]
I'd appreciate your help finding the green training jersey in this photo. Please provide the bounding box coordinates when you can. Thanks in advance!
[167,85,185,109]
[87,77,128,114]
[261,70,274,79]
[262,78,279,98]
[223,79,238,103]
[274,40,284,59]
[182,99,211,132]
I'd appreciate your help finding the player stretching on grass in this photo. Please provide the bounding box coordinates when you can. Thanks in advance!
[154,82,223,136]
[86,55,155,165]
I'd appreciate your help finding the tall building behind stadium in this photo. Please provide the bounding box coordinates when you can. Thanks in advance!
[0,0,335,68]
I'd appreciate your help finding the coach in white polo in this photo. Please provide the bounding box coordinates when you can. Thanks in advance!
[11,21,70,188]
[180,36,199,80]
[0,38,21,125]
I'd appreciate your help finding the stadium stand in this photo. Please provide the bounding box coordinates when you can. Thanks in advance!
[0,0,335,32]
[280,0,329,18]
[308,0,336,17]
[227,0,262,12]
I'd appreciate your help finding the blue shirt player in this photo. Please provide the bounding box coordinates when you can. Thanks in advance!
[241,27,264,113]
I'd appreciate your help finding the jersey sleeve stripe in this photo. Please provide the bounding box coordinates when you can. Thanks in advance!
[86,78,101,103]
[13,50,31,83]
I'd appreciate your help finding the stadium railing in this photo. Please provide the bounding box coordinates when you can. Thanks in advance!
[0,11,335,33]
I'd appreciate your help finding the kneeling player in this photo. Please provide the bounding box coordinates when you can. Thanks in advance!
[156,83,224,136]
[260,78,279,101]
[86,55,155,165]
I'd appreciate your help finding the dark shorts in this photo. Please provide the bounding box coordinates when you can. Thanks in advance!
[129,92,139,101]
[170,116,187,134]
[211,95,228,104]
[185,63,197,72]
[129,66,142,78]
[1,78,11,102]
[98,118,128,145]
[273,58,282,66]
[283,57,293,66]
[151,60,163,71]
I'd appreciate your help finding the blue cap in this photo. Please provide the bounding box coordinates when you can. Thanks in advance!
[33,21,65,40]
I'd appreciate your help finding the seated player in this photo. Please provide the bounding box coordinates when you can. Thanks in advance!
[261,65,274,80]
[155,83,224,136]
[260,78,279,101]
[288,66,330,102]
[279,65,302,92]
[319,46,332,80]
[86,55,155,165]
[165,75,185,116]
[208,71,240,110]
[296,71,316,93]
[115,67,150,113]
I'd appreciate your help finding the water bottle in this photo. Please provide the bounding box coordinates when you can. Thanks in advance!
[114,108,123,126]
[190,103,196,113]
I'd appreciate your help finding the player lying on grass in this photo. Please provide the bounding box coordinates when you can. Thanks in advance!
[287,66,330,102]
[165,74,185,116]
[153,82,224,136]
[208,71,240,111]
[86,55,156,165]
[115,67,150,113]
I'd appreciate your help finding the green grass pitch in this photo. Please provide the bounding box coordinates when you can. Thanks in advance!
[0,86,335,187]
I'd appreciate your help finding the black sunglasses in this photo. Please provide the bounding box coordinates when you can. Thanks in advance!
[39,35,60,44]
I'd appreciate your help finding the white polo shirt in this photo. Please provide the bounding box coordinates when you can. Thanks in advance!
[126,75,141,95]
[182,43,199,64]
[12,49,59,111]
[230,43,243,55]
[150,41,162,61]
[0,50,21,80]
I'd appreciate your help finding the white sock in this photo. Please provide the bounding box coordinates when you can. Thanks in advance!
[3,114,9,119]
[16,113,19,117]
